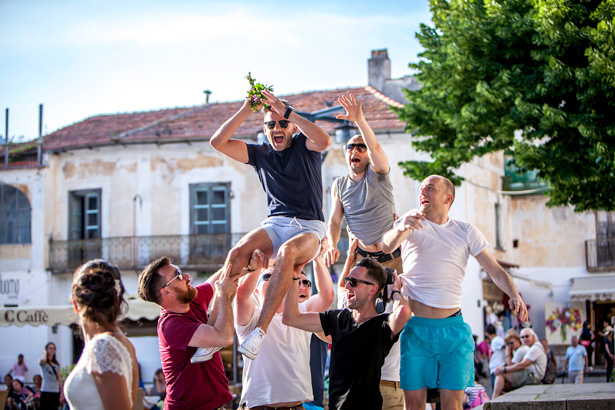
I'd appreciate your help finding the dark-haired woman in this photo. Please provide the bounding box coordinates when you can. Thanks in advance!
[63,259,139,410]
[39,341,63,410]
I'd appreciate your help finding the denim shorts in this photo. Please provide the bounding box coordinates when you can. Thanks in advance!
[261,216,326,259]
[400,315,474,391]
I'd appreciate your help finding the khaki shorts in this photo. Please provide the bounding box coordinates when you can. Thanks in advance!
[512,368,539,388]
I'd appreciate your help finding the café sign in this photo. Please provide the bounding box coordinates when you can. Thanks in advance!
[0,306,77,327]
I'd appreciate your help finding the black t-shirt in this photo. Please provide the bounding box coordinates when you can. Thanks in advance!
[246,133,324,221]
[320,309,398,410]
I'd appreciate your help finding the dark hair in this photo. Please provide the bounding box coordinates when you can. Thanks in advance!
[355,258,386,297]
[485,324,496,335]
[12,379,23,389]
[138,256,171,304]
[44,342,59,366]
[72,259,127,326]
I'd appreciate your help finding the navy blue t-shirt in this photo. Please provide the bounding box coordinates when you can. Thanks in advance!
[246,133,324,221]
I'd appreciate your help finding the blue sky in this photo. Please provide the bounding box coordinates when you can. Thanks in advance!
[0,0,431,140]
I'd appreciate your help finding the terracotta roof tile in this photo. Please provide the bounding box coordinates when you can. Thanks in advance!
[44,86,406,151]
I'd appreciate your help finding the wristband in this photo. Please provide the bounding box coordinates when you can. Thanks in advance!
[292,277,301,280]
[504,365,507,373]
[284,107,294,119]
[245,265,256,272]
[391,290,402,297]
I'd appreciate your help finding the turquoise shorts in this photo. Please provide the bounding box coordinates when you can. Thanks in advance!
[400,315,474,391]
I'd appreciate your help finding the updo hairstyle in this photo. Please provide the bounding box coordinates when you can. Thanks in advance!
[72,259,127,325]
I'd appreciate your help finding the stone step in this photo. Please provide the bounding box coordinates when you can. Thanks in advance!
[484,382,615,409]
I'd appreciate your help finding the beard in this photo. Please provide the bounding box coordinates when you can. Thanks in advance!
[178,286,198,304]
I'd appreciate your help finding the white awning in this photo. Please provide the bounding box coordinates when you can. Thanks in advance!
[569,275,615,302]
[0,297,160,327]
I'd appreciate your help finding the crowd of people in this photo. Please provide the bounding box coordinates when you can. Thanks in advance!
[3,87,611,410]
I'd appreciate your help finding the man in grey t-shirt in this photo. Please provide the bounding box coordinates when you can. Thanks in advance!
[323,94,403,410]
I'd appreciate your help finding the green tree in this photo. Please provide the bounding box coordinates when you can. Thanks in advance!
[397,0,615,212]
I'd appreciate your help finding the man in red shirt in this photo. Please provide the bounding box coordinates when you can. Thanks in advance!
[138,258,237,410]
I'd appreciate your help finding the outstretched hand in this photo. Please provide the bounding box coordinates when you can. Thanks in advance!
[247,249,268,272]
[336,94,364,123]
[396,209,426,232]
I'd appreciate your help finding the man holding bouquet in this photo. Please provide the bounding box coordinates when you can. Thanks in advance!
[201,80,331,361]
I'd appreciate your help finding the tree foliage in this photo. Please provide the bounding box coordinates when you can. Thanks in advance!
[397,0,615,212]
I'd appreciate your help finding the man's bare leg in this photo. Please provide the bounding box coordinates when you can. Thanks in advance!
[226,227,274,277]
[191,227,273,363]
[440,389,464,410]
[238,232,319,359]
[256,232,319,331]
[492,373,511,398]
[403,388,426,410]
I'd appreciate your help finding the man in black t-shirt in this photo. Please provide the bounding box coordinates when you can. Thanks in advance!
[206,88,332,362]
[283,258,412,410]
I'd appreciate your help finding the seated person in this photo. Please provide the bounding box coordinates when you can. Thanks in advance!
[492,328,547,398]
[6,379,34,410]
[463,374,489,409]
[146,368,166,410]
[505,332,529,366]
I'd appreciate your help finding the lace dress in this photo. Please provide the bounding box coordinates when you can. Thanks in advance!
[64,333,133,409]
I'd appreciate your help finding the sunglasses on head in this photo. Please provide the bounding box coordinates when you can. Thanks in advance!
[264,120,290,129]
[345,143,367,153]
[261,273,312,288]
[343,276,374,287]
[162,268,183,289]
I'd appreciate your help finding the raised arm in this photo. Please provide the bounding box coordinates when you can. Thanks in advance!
[282,265,325,333]
[261,89,331,152]
[305,239,335,313]
[337,238,358,291]
[475,249,528,323]
[235,249,268,326]
[387,271,412,338]
[324,183,344,267]
[382,209,425,254]
[337,94,388,173]
[188,263,238,348]
[209,99,253,163]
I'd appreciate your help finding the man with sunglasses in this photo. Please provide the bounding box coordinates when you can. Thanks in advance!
[324,94,400,274]
[492,328,547,397]
[283,258,411,410]
[234,246,334,410]
[209,88,331,360]
[137,258,238,410]
[382,174,528,410]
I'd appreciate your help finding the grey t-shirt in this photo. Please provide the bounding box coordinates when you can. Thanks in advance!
[335,167,395,246]
[40,362,61,393]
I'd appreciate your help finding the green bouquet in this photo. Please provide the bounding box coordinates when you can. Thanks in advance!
[246,72,273,112]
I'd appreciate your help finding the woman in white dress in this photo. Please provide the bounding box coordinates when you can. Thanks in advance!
[64,259,140,410]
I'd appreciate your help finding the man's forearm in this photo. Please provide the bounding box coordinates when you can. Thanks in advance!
[289,111,331,151]
[382,225,407,254]
[212,294,235,342]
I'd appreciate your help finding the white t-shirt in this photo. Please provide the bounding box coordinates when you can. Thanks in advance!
[400,218,489,308]
[523,342,547,380]
[489,336,506,373]
[236,305,313,407]
[512,345,529,364]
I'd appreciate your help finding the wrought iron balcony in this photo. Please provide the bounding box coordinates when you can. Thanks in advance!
[48,233,246,273]
[585,238,615,272]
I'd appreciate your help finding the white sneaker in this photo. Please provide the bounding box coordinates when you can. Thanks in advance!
[238,327,266,359]
[190,346,222,363]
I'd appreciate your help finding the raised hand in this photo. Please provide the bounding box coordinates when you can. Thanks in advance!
[336,94,364,123]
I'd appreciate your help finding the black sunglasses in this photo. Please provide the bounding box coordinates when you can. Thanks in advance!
[261,273,312,288]
[343,276,374,287]
[345,143,367,153]
[162,268,183,289]
[521,335,531,339]
[264,120,290,130]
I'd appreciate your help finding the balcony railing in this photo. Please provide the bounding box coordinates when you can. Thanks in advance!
[49,233,246,273]
[585,238,615,272]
